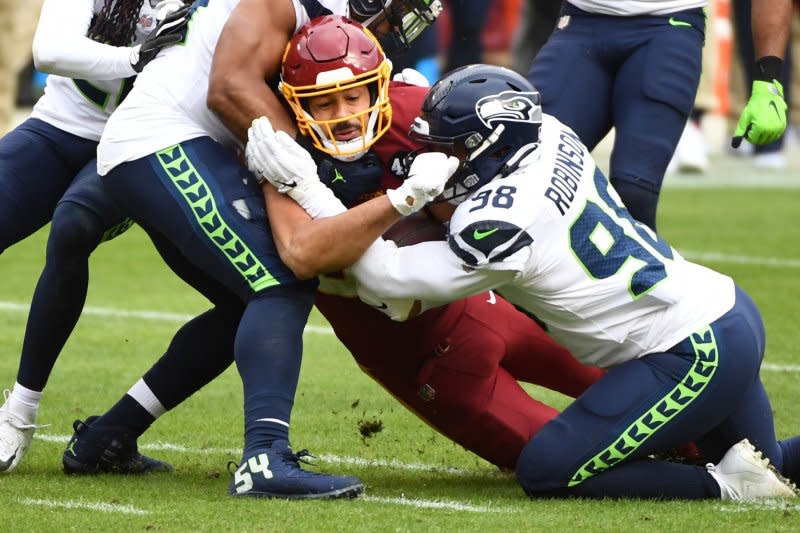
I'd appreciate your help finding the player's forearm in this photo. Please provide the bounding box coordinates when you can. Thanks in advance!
[207,0,297,141]
[208,78,296,142]
[265,186,402,279]
[33,0,136,79]
[751,0,792,60]
[351,240,509,302]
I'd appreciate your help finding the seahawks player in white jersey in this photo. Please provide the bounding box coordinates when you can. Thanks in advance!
[264,65,800,500]
[73,0,442,498]
[527,0,791,233]
[0,0,191,474]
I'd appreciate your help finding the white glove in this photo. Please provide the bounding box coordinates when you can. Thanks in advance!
[155,0,186,20]
[392,68,430,87]
[246,117,317,193]
[246,117,346,218]
[386,152,459,216]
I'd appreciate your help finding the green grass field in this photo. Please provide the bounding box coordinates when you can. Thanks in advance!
[0,151,798,532]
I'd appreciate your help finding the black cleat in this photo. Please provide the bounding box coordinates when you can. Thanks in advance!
[62,416,173,475]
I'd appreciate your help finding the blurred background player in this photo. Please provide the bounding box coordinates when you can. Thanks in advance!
[525,0,794,232]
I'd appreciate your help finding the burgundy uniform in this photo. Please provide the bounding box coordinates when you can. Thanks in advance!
[314,83,603,470]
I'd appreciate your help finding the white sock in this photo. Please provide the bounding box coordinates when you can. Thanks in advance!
[6,383,42,424]
[127,378,166,418]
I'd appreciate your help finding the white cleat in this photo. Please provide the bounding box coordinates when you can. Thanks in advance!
[0,406,38,473]
[707,438,798,501]
[0,389,48,473]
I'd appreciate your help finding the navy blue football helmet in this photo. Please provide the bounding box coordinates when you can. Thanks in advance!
[409,64,543,204]
[349,0,442,47]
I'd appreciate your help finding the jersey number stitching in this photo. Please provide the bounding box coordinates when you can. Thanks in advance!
[569,168,672,299]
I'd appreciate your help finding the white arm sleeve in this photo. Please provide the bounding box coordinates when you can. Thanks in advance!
[350,237,517,303]
[32,0,137,80]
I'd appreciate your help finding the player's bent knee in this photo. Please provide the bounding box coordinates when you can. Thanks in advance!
[48,202,107,257]
[515,430,577,495]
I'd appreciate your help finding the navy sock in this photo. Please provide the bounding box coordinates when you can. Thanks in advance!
[142,305,241,410]
[17,204,104,390]
[234,284,314,454]
[779,436,800,483]
[94,305,242,438]
[95,394,155,436]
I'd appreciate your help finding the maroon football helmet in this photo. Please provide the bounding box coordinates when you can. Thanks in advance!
[280,15,392,160]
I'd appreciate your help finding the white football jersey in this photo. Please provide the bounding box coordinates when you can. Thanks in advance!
[352,114,735,368]
[30,0,162,141]
[567,0,705,16]
[97,0,348,175]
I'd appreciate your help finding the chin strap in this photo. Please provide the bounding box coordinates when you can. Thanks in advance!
[498,142,540,178]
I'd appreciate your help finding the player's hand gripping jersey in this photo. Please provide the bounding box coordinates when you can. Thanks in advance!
[352,114,735,368]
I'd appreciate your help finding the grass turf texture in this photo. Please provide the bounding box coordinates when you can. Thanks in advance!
[0,170,799,531]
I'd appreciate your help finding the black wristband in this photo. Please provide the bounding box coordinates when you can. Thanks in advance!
[755,56,783,81]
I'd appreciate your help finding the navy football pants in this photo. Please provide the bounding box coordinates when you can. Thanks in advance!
[102,136,317,451]
[529,4,705,231]
[516,286,787,499]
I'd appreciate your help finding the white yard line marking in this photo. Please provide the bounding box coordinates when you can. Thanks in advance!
[19,497,150,515]
[0,301,334,335]
[762,363,800,372]
[716,501,800,512]
[679,250,800,269]
[362,495,516,513]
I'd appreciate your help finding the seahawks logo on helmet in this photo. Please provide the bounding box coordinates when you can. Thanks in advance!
[475,91,540,129]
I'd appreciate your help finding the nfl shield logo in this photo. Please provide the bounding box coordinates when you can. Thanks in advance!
[558,15,570,29]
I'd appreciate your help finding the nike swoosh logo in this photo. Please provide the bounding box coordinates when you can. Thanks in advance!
[486,291,496,305]
[769,101,782,118]
[473,227,499,240]
[372,302,388,310]
[668,17,692,28]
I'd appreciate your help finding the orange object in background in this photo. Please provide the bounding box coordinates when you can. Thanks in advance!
[482,0,523,53]
[712,0,733,115]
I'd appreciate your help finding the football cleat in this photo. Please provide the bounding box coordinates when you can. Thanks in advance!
[62,416,173,474]
[229,439,364,499]
[0,393,44,473]
[706,438,798,500]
